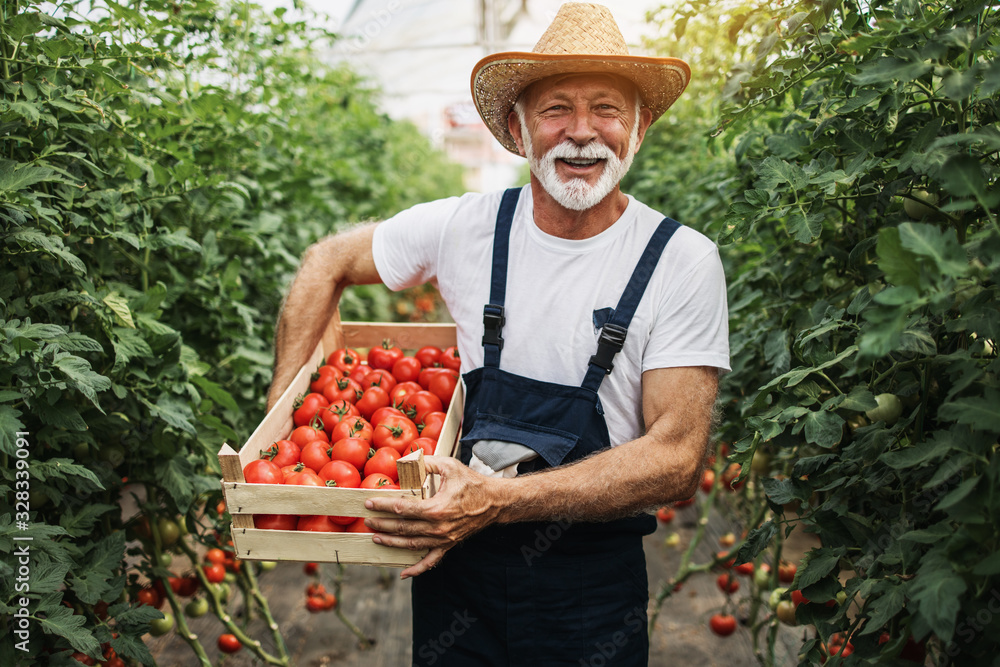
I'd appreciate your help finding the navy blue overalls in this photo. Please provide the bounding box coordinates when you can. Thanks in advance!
[411,188,681,667]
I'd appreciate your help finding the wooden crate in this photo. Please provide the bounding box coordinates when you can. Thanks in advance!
[217,320,463,567]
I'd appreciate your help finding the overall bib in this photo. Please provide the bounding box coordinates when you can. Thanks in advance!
[411,188,681,667]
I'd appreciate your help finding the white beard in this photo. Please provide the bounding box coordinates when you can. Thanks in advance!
[520,112,639,212]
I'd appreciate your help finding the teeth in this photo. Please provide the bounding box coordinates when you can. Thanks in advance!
[562,158,598,166]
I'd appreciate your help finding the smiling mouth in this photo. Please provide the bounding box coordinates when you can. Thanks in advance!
[558,157,603,168]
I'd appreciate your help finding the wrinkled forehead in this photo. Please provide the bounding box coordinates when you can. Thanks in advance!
[518,72,640,108]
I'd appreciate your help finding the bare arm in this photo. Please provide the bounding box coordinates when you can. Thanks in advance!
[365,365,719,577]
[266,223,382,411]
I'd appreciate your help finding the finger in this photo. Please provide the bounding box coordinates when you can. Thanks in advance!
[400,546,449,579]
[364,516,436,535]
[370,531,448,552]
[364,494,421,515]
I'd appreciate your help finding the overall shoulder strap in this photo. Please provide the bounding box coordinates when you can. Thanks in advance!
[482,187,522,368]
[582,217,683,392]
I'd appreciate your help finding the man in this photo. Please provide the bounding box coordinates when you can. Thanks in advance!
[267,4,729,665]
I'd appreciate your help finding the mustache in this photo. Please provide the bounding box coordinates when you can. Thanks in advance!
[544,141,617,162]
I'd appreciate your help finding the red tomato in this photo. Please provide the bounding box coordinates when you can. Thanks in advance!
[778,561,797,583]
[407,437,437,457]
[281,462,306,481]
[415,346,442,368]
[360,368,397,392]
[700,469,716,493]
[296,515,343,532]
[317,400,360,435]
[286,469,325,486]
[330,437,373,473]
[288,424,327,448]
[318,460,362,488]
[440,346,461,371]
[356,385,391,421]
[360,473,399,489]
[261,440,301,468]
[734,561,755,576]
[254,514,298,530]
[790,589,809,606]
[327,348,362,375]
[371,405,406,427]
[306,595,327,613]
[169,575,200,596]
[205,548,228,564]
[373,414,419,454]
[656,507,675,524]
[217,633,242,654]
[323,376,363,405]
[344,517,372,533]
[716,573,740,594]
[709,613,737,637]
[136,587,161,608]
[418,411,447,440]
[299,440,332,473]
[390,381,423,407]
[243,459,284,485]
[310,364,341,393]
[368,340,404,371]
[428,371,458,406]
[293,392,330,428]
[364,447,401,482]
[203,563,226,583]
[329,415,373,443]
[348,364,371,385]
[401,390,444,424]
[391,356,423,383]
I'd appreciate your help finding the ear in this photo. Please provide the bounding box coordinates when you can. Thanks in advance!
[507,110,527,157]
[632,106,654,155]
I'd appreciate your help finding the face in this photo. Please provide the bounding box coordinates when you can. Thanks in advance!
[509,73,652,211]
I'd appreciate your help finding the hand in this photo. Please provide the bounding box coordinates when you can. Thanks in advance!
[363,455,499,578]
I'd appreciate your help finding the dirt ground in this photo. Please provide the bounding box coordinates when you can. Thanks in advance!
[145,501,818,667]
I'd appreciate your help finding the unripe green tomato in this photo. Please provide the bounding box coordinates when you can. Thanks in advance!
[776,600,798,625]
[866,393,903,425]
[259,560,278,572]
[769,587,788,611]
[157,552,173,569]
[754,565,772,589]
[185,597,209,618]
[903,189,939,220]
[217,582,232,601]
[157,518,181,547]
[148,612,174,637]
[750,452,772,476]
[72,442,91,461]
[836,590,848,605]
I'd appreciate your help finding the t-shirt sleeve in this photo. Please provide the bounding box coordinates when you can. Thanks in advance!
[643,243,731,373]
[372,197,461,291]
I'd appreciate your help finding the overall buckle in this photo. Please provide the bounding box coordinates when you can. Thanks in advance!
[482,304,505,351]
[590,323,627,375]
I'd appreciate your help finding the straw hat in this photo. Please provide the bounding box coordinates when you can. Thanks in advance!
[471,3,690,154]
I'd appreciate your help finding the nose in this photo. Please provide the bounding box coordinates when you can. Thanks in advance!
[564,108,598,145]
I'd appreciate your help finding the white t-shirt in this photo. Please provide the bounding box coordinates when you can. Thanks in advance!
[372,184,730,447]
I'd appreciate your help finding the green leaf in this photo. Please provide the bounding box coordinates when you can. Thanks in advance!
[938,154,988,199]
[801,409,844,448]
[899,522,954,544]
[734,519,778,565]
[30,458,104,490]
[756,156,808,190]
[110,630,158,665]
[0,405,25,456]
[787,210,824,243]
[937,390,1000,433]
[35,401,87,431]
[840,385,877,412]
[910,548,966,642]
[102,292,135,329]
[877,227,921,288]
[860,581,906,635]
[793,547,846,591]
[972,551,1000,576]
[159,454,215,513]
[53,354,111,409]
[142,395,196,434]
[60,504,116,537]
[0,159,59,192]
[191,375,239,412]
[70,531,126,604]
[852,56,932,85]
[898,222,969,278]
[762,476,811,505]
[36,596,102,655]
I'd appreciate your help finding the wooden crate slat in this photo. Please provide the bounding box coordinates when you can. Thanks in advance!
[224,482,422,518]
[231,528,425,566]
[340,321,457,351]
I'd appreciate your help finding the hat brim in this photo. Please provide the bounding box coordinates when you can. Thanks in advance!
[471,52,691,154]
